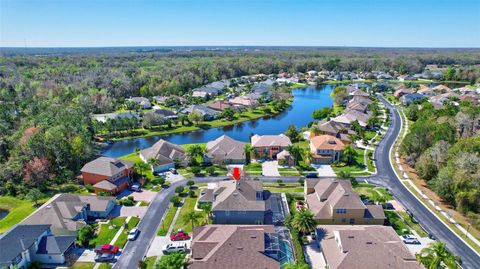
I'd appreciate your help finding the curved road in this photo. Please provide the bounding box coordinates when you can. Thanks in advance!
[363,95,480,268]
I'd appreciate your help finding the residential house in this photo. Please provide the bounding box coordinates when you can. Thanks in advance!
[153,109,177,119]
[228,95,259,108]
[393,86,414,98]
[152,95,168,104]
[80,157,134,194]
[0,224,76,269]
[126,97,152,109]
[204,135,246,164]
[192,86,222,99]
[400,93,425,105]
[189,225,286,269]
[315,120,354,144]
[199,180,266,224]
[310,135,345,164]
[251,134,292,160]
[139,139,185,172]
[417,85,436,97]
[305,178,385,224]
[316,225,421,269]
[22,194,116,235]
[331,109,372,127]
[397,75,416,81]
[251,80,274,101]
[346,97,369,113]
[181,105,220,120]
[207,100,235,111]
[349,89,369,98]
[92,111,139,123]
[277,150,295,167]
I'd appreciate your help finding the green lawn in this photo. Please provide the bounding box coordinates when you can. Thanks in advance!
[385,210,410,235]
[354,186,393,201]
[172,190,207,233]
[114,217,140,248]
[331,149,366,175]
[157,203,178,236]
[278,167,300,176]
[98,264,112,269]
[0,196,36,233]
[364,130,377,141]
[119,153,166,189]
[70,262,95,269]
[366,150,375,172]
[90,217,126,247]
[398,211,428,238]
[244,163,263,176]
[144,256,157,269]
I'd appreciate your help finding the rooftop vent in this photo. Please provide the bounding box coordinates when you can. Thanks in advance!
[348,235,354,239]
[366,242,373,245]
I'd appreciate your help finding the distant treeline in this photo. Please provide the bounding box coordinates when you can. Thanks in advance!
[1,48,480,197]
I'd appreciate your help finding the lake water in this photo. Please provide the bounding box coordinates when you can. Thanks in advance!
[102,85,334,157]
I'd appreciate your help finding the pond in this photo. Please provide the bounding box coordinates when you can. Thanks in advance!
[0,209,9,220]
[101,84,334,158]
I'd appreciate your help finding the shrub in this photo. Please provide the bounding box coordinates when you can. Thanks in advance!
[205,166,216,175]
[186,180,195,187]
[175,186,185,194]
[85,184,94,193]
[191,166,202,175]
[298,178,305,185]
[189,190,195,197]
[170,196,181,207]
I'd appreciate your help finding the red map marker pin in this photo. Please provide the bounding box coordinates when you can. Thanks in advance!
[232,167,241,181]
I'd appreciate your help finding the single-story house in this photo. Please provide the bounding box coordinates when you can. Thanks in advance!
[153,109,177,119]
[400,93,425,105]
[22,194,116,235]
[181,105,220,120]
[92,111,139,123]
[204,135,246,164]
[126,97,152,109]
[139,139,186,172]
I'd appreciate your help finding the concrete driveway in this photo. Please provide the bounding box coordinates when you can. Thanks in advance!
[304,242,326,269]
[111,205,147,218]
[311,164,336,177]
[146,236,192,257]
[130,190,157,203]
[262,161,280,177]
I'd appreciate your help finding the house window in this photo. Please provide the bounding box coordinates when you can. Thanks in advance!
[349,218,355,224]
[225,210,230,216]
[336,208,347,214]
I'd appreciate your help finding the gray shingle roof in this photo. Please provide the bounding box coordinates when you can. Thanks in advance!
[251,134,292,148]
[36,234,76,255]
[212,180,265,211]
[139,139,185,165]
[80,157,134,177]
[0,224,50,266]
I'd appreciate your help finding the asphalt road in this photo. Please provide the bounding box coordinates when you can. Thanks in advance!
[362,95,480,268]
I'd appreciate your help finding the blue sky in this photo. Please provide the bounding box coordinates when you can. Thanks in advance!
[1,0,479,47]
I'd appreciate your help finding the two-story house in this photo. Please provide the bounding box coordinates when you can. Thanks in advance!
[80,157,134,194]
[310,135,345,164]
[199,180,267,225]
[204,135,246,165]
[305,178,385,225]
[251,134,292,160]
[0,224,76,269]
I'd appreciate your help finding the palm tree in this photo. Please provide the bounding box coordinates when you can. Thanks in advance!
[310,124,321,137]
[244,144,253,164]
[134,161,149,179]
[186,144,205,165]
[342,145,357,165]
[292,208,316,235]
[182,211,202,230]
[286,145,302,166]
[147,158,160,171]
[417,241,460,269]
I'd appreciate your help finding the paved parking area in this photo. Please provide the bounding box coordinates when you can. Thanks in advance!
[311,164,336,177]
[402,233,435,255]
[262,161,280,176]
[74,248,97,262]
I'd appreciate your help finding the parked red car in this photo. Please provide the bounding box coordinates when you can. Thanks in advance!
[170,230,191,241]
[95,244,119,254]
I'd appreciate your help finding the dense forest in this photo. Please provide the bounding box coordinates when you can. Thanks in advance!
[1,47,480,196]
[401,101,480,229]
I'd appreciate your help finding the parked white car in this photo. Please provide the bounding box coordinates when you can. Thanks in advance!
[127,228,139,241]
[162,242,187,254]
[402,235,420,244]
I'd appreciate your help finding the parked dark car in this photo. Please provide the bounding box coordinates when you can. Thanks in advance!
[95,253,115,262]
[306,172,318,178]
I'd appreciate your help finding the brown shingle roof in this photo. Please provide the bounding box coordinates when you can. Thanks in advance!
[189,225,279,269]
[318,225,421,269]
[80,157,134,177]
[310,135,345,151]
